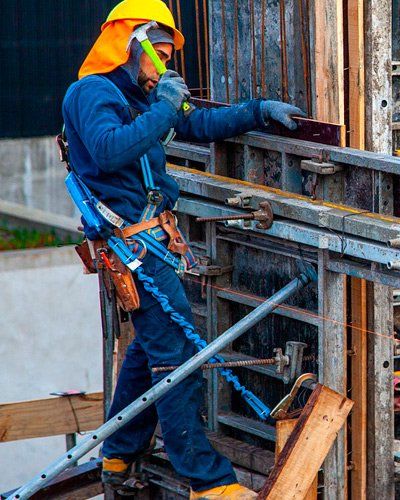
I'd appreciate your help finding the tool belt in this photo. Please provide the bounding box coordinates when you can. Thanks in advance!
[75,210,195,313]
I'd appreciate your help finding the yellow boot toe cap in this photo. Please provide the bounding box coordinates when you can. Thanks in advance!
[190,483,258,499]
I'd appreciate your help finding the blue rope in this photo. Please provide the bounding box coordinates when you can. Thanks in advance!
[134,266,271,420]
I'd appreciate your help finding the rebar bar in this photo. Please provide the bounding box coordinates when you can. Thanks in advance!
[195,0,204,98]
[220,0,230,102]
[152,357,277,373]
[202,0,210,99]
[196,213,256,223]
[279,0,289,102]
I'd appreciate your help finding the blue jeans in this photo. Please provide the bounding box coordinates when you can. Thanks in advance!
[102,253,237,491]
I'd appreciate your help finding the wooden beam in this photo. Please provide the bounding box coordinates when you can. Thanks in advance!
[275,419,317,499]
[350,277,367,499]
[346,2,368,498]
[313,0,345,124]
[258,384,353,499]
[0,393,103,442]
[318,250,348,499]
[348,0,365,149]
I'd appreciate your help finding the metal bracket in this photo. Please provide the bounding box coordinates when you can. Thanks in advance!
[301,159,343,175]
[225,192,253,208]
[282,341,308,384]
[185,256,233,299]
[186,256,233,277]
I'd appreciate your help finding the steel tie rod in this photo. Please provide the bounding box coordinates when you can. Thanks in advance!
[8,265,317,500]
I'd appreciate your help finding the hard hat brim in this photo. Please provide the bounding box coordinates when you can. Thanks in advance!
[101,19,185,51]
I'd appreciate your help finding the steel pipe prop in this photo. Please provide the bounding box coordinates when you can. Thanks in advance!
[8,266,316,500]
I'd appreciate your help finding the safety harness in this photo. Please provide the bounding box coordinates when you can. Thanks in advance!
[57,76,271,420]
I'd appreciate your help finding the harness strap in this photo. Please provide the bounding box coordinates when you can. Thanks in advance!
[121,217,162,238]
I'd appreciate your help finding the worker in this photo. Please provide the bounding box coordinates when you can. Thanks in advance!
[62,1,305,498]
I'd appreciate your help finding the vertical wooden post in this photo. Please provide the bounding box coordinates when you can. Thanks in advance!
[313,0,345,124]
[347,2,367,497]
[364,0,393,213]
[366,283,394,500]
[364,3,394,499]
[313,3,346,497]
[318,250,347,499]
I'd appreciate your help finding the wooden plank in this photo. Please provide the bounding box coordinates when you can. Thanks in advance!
[348,0,365,149]
[346,2,368,498]
[318,250,347,499]
[275,419,317,499]
[206,431,275,476]
[258,384,353,499]
[350,277,367,499]
[313,0,345,124]
[0,393,103,442]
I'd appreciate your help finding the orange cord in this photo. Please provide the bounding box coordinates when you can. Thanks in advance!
[183,274,396,343]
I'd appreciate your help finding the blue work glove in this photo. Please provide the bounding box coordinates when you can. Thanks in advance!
[260,100,307,130]
[155,70,191,112]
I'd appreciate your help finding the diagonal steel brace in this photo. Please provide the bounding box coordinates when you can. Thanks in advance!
[8,264,317,500]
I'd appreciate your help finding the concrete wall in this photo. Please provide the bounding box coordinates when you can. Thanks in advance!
[0,136,78,218]
[0,245,103,493]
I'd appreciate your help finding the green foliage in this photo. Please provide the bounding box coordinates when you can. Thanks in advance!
[0,222,80,251]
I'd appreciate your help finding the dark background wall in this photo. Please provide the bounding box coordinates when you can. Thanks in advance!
[0,1,200,139]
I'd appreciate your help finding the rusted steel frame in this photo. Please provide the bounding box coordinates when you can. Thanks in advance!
[1,461,102,500]
[279,0,289,102]
[167,129,400,175]
[195,0,204,98]
[224,132,400,174]
[203,0,210,99]
[298,0,311,115]
[169,166,400,245]
[175,0,187,82]
[175,194,400,268]
[250,0,257,98]
[261,0,267,97]
[220,0,230,102]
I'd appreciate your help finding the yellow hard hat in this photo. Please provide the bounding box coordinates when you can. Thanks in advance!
[102,0,185,50]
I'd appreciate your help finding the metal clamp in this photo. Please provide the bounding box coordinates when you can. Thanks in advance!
[270,372,317,420]
[301,159,343,175]
[282,341,308,384]
[225,192,253,208]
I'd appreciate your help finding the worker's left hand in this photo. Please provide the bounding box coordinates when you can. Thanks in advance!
[260,100,307,130]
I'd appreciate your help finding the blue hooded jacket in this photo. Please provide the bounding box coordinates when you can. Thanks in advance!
[62,67,266,227]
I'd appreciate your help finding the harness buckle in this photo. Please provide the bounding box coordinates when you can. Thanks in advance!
[147,190,164,206]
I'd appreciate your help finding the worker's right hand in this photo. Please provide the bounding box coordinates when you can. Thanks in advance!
[155,70,191,112]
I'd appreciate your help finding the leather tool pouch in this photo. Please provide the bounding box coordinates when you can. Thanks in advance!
[75,239,140,312]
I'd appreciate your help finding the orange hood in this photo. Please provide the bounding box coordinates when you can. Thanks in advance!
[78,20,148,79]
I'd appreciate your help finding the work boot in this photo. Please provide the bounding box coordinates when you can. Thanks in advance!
[101,437,156,492]
[189,483,258,499]
[101,457,132,490]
